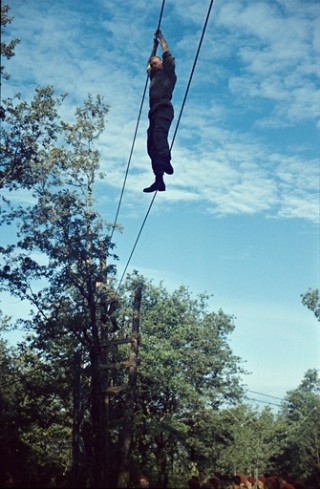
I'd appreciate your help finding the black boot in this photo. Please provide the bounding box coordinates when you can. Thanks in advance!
[143,174,165,193]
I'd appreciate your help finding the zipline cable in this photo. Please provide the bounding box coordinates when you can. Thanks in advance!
[116,0,216,292]
[110,76,148,242]
[116,193,157,292]
[170,0,215,150]
[157,0,166,30]
[110,0,166,242]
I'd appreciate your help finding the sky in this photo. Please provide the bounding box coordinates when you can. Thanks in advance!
[1,0,320,408]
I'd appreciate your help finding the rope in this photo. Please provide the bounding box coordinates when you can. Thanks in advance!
[157,0,165,30]
[116,193,156,293]
[170,0,215,149]
[116,0,215,291]
[110,76,148,242]
[110,0,166,242]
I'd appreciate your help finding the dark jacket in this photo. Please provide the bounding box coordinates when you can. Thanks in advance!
[149,50,176,113]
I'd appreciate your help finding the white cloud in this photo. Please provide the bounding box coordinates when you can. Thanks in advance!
[3,0,319,225]
[2,0,318,401]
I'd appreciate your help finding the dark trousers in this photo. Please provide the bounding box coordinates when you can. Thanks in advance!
[147,105,174,176]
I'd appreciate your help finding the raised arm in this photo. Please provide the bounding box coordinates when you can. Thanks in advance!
[146,37,159,72]
[155,29,169,53]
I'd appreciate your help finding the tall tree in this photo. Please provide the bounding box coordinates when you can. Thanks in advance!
[120,274,245,488]
[0,312,72,488]
[275,370,320,488]
[0,81,123,487]
[215,404,287,478]
[1,6,135,487]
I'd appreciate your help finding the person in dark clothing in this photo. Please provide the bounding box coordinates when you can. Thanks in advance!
[143,29,177,193]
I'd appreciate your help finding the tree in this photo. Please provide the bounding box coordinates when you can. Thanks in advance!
[214,404,288,478]
[301,289,320,323]
[1,6,137,487]
[0,79,124,487]
[120,274,245,488]
[0,3,20,81]
[1,85,67,189]
[275,369,320,488]
[0,312,72,487]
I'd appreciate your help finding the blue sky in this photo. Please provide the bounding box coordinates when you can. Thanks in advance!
[2,0,320,406]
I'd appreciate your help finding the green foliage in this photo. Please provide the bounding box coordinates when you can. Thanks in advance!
[1,6,318,487]
[1,87,65,189]
[1,3,20,80]
[0,334,72,487]
[2,278,319,487]
[301,288,320,322]
[215,404,287,477]
[274,369,320,488]
[118,274,246,486]
[1,84,116,308]
[1,53,118,486]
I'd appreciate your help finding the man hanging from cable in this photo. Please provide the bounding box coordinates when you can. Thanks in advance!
[143,29,177,193]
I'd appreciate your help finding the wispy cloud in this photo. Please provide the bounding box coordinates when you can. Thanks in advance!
[3,0,319,224]
[3,0,319,400]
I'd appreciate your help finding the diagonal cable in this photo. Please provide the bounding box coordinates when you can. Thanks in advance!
[116,193,156,293]
[170,0,215,150]
[110,0,166,242]
[116,0,216,291]
[110,76,148,242]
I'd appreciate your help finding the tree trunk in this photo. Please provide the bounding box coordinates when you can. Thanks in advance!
[88,275,110,489]
[70,349,83,487]
[117,285,142,488]
[156,432,169,489]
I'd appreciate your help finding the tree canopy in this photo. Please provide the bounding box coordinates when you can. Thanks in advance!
[1,5,319,488]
